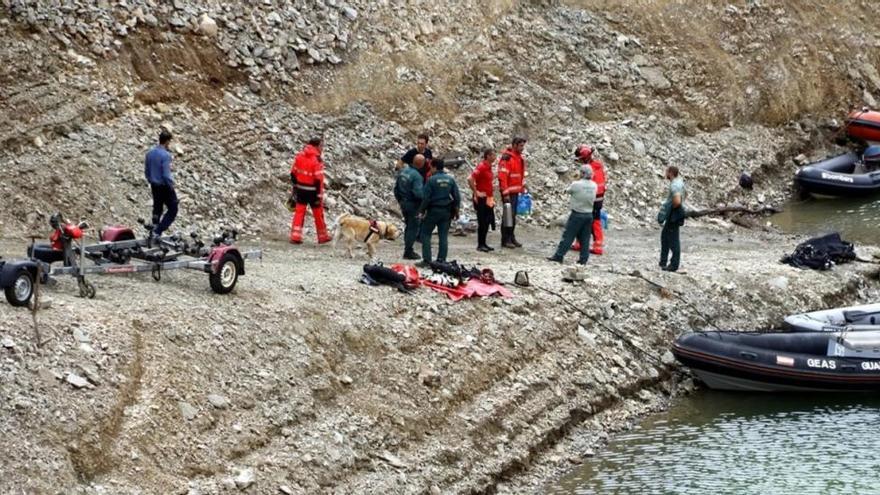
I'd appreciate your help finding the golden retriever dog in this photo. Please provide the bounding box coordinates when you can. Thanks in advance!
[333,213,400,259]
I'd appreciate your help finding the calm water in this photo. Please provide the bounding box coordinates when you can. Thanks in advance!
[772,196,880,245]
[549,391,880,495]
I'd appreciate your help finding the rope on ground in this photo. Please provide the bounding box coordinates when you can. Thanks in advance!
[528,283,664,367]
[606,268,724,332]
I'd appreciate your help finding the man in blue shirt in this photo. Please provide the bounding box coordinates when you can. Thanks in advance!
[144,130,178,238]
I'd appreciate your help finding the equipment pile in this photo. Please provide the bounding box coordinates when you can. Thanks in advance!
[360,260,511,301]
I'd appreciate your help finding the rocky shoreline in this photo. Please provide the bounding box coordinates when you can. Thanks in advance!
[4,1,880,493]
[2,224,878,494]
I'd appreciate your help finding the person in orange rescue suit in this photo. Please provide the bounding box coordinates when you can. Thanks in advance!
[576,144,606,255]
[289,137,331,244]
[498,136,527,248]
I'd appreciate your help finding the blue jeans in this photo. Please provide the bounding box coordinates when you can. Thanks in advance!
[553,211,593,263]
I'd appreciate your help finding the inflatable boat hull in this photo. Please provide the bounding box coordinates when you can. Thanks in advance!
[785,303,880,332]
[672,331,880,392]
[794,152,880,197]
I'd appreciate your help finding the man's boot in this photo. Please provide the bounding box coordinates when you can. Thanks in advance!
[501,228,516,248]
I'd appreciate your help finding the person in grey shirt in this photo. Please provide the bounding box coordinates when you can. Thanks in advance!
[547,165,598,265]
[657,165,687,272]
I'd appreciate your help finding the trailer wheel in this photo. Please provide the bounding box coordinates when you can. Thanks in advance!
[4,269,34,307]
[209,253,239,294]
[78,278,96,299]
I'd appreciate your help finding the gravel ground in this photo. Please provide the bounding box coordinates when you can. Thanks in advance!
[2,220,878,494]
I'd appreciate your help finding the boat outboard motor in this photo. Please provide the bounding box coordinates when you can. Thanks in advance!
[863,145,880,171]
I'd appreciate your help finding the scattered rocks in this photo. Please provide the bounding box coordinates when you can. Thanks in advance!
[207,394,230,409]
[179,401,198,421]
[768,276,790,291]
[378,451,406,469]
[197,14,218,37]
[65,373,90,389]
[562,267,589,282]
[234,468,255,490]
[418,363,441,388]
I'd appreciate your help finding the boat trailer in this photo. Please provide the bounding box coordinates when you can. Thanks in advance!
[0,214,262,307]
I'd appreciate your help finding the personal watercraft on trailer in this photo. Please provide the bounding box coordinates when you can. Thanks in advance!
[672,330,880,392]
[784,303,880,332]
[0,213,261,307]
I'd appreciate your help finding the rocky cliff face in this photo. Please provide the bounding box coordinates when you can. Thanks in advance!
[3,1,880,238]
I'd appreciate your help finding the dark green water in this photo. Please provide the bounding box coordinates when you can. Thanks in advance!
[549,391,880,495]
[772,196,880,245]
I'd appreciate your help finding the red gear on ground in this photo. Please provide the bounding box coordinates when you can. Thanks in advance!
[497,147,525,196]
[289,144,331,244]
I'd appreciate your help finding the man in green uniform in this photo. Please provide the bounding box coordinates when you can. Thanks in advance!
[394,153,426,260]
[657,166,687,272]
[418,159,461,266]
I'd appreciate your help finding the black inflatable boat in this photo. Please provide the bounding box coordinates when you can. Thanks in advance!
[673,331,880,392]
[794,152,880,197]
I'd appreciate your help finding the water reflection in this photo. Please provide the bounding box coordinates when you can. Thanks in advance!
[772,196,880,245]
[549,392,880,495]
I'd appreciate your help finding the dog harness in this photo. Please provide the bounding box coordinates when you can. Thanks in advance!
[363,220,385,242]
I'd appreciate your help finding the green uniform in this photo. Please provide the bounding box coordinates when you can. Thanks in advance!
[658,177,686,270]
[394,166,425,257]
[419,170,461,263]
